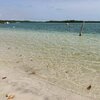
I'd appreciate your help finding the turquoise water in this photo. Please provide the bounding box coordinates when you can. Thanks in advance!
[0,22,100,34]
[0,22,100,99]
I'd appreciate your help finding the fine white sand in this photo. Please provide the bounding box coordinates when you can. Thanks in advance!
[0,65,94,100]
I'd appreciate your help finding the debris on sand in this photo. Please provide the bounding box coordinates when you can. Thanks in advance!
[16,61,20,63]
[30,59,33,61]
[19,54,22,57]
[2,77,7,80]
[65,71,68,73]
[30,71,36,75]
[6,94,15,100]
[87,85,91,90]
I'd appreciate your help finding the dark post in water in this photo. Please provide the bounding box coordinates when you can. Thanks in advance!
[79,21,85,36]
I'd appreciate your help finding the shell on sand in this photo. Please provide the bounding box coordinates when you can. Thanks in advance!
[7,95,15,100]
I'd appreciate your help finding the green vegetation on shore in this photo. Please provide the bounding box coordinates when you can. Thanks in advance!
[45,20,100,23]
[0,20,100,24]
[0,20,34,24]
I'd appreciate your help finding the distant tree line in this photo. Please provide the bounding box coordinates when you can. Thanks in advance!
[0,20,100,24]
[45,20,100,23]
[0,20,35,24]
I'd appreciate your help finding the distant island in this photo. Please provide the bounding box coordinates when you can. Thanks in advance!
[0,20,100,24]
[46,20,100,23]
[0,20,34,24]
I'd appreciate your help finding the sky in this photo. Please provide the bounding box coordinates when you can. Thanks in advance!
[0,0,100,21]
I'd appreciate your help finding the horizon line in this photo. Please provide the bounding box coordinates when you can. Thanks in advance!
[0,19,100,22]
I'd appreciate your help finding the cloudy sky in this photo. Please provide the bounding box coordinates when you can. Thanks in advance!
[0,0,100,21]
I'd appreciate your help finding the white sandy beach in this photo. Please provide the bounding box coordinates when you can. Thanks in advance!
[0,64,94,100]
[0,29,100,100]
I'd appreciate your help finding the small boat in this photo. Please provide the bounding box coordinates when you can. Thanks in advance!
[6,22,10,24]
[66,23,69,25]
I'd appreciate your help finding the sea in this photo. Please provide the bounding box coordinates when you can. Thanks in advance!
[0,22,100,99]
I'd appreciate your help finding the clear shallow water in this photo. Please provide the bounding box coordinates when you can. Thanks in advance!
[0,22,100,99]
[0,22,100,34]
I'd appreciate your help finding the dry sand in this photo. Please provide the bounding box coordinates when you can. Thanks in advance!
[0,64,94,100]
